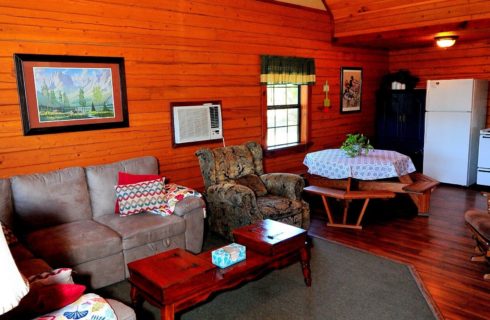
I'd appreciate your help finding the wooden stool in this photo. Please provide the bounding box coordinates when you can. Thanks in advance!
[304,185,395,229]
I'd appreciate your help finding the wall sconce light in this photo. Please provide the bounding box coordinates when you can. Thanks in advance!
[435,35,458,48]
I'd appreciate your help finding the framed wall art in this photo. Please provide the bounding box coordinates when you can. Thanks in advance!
[14,54,129,135]
[340,67,362,113]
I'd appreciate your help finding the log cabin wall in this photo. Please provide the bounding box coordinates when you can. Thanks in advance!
[0,0,388,189]
[389,40,490,127]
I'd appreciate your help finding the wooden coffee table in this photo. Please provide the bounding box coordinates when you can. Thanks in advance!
[128,219,311,320]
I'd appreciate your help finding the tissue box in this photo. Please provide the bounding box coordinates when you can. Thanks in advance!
[211,243,246,268]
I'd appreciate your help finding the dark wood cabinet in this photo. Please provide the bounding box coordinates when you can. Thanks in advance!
[375,89,426,171]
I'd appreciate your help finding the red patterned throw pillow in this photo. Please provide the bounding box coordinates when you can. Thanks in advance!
[115,177,166,216]
[18,284,86,317]
[114,172,162,214]
[28,268,74,289]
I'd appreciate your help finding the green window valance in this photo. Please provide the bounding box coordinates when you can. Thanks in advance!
[260,55,316,85]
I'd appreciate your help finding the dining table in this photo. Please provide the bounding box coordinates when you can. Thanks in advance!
[303,148,416,181]
[303,148,439,215]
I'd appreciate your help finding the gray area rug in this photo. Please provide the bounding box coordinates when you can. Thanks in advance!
[97,238,439,320]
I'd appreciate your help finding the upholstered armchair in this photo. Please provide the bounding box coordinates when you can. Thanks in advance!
[195,141,310,240]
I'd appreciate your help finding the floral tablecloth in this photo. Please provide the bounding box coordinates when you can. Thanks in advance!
[303,149,416,180]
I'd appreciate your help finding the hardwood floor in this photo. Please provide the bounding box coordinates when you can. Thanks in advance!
[307,184,490,320]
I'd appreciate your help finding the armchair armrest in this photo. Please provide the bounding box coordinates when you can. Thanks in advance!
[260,173,305,200]
[207,183,259,212]
[206,182,263,240]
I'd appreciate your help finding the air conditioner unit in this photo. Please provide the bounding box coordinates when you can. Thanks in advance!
[172,103,223,144]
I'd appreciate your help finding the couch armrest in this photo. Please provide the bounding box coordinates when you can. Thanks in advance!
[174,197,206,254]
[260,173,305,200]
[173,197,205,217]
[106,299,136,320]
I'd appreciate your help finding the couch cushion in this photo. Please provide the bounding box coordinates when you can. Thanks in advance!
[94,213,186,250]
[85,156,158,218]
[0,178,14,229]
[11,167,92,231]
[25,220,121,266]
[256,195,305,221]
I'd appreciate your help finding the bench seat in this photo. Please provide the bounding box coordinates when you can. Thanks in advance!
[304,185,395,229]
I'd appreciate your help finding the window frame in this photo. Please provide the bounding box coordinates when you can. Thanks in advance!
[261,84,311,157]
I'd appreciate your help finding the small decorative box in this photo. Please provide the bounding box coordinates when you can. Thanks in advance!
[211,243,246,268]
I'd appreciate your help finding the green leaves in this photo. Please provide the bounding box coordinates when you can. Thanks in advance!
[340,133,374,157]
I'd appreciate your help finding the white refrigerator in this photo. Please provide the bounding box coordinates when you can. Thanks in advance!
[423,79,488,186]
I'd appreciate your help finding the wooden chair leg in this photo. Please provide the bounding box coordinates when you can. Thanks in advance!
[355,198,370,227]
[342,200,350,224]
[321,196,335,225]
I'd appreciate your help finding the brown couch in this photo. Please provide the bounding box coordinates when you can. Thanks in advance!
[3,238,136,320]
[0,156,205,289]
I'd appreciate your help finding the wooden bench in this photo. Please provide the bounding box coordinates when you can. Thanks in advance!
[305,172,439,215]
[304,185,396,229]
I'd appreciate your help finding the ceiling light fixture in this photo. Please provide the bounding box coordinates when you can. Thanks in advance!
[435,35,458,48]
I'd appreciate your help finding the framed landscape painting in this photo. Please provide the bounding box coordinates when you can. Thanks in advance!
[340,67,362,113]
[14,54,128,135]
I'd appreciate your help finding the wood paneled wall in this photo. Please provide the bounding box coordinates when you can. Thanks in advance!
[328,0,490,38]
[389,40,490,127]
[0,0,388,189]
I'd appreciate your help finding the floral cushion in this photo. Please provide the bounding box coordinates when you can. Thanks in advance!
[115,178,166,216]
[149,183,202,216]
[34,293,117,320]
[1,222,18,246]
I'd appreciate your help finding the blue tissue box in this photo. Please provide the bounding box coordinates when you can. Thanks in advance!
[211,243,246,268]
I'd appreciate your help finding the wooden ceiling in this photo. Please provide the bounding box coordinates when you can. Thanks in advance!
[274,0,490,49]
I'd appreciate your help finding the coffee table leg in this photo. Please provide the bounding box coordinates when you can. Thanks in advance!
[130,285,144,309]
[300,246,312,287]
[162,304,175,320]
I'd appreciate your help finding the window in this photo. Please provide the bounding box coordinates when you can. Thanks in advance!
[263,84,309,152]
[266,84,300,149]
[259,55,314,153]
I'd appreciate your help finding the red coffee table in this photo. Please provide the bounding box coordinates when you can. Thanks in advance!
[128,219,311,320]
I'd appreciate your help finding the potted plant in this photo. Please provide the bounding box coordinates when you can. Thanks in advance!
[340,133,374,157]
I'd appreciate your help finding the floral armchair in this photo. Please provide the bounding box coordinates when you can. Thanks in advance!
[195,141,310,240]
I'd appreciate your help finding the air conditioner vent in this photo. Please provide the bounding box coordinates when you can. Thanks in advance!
[209,106,220,129]
[172,103,222,145]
